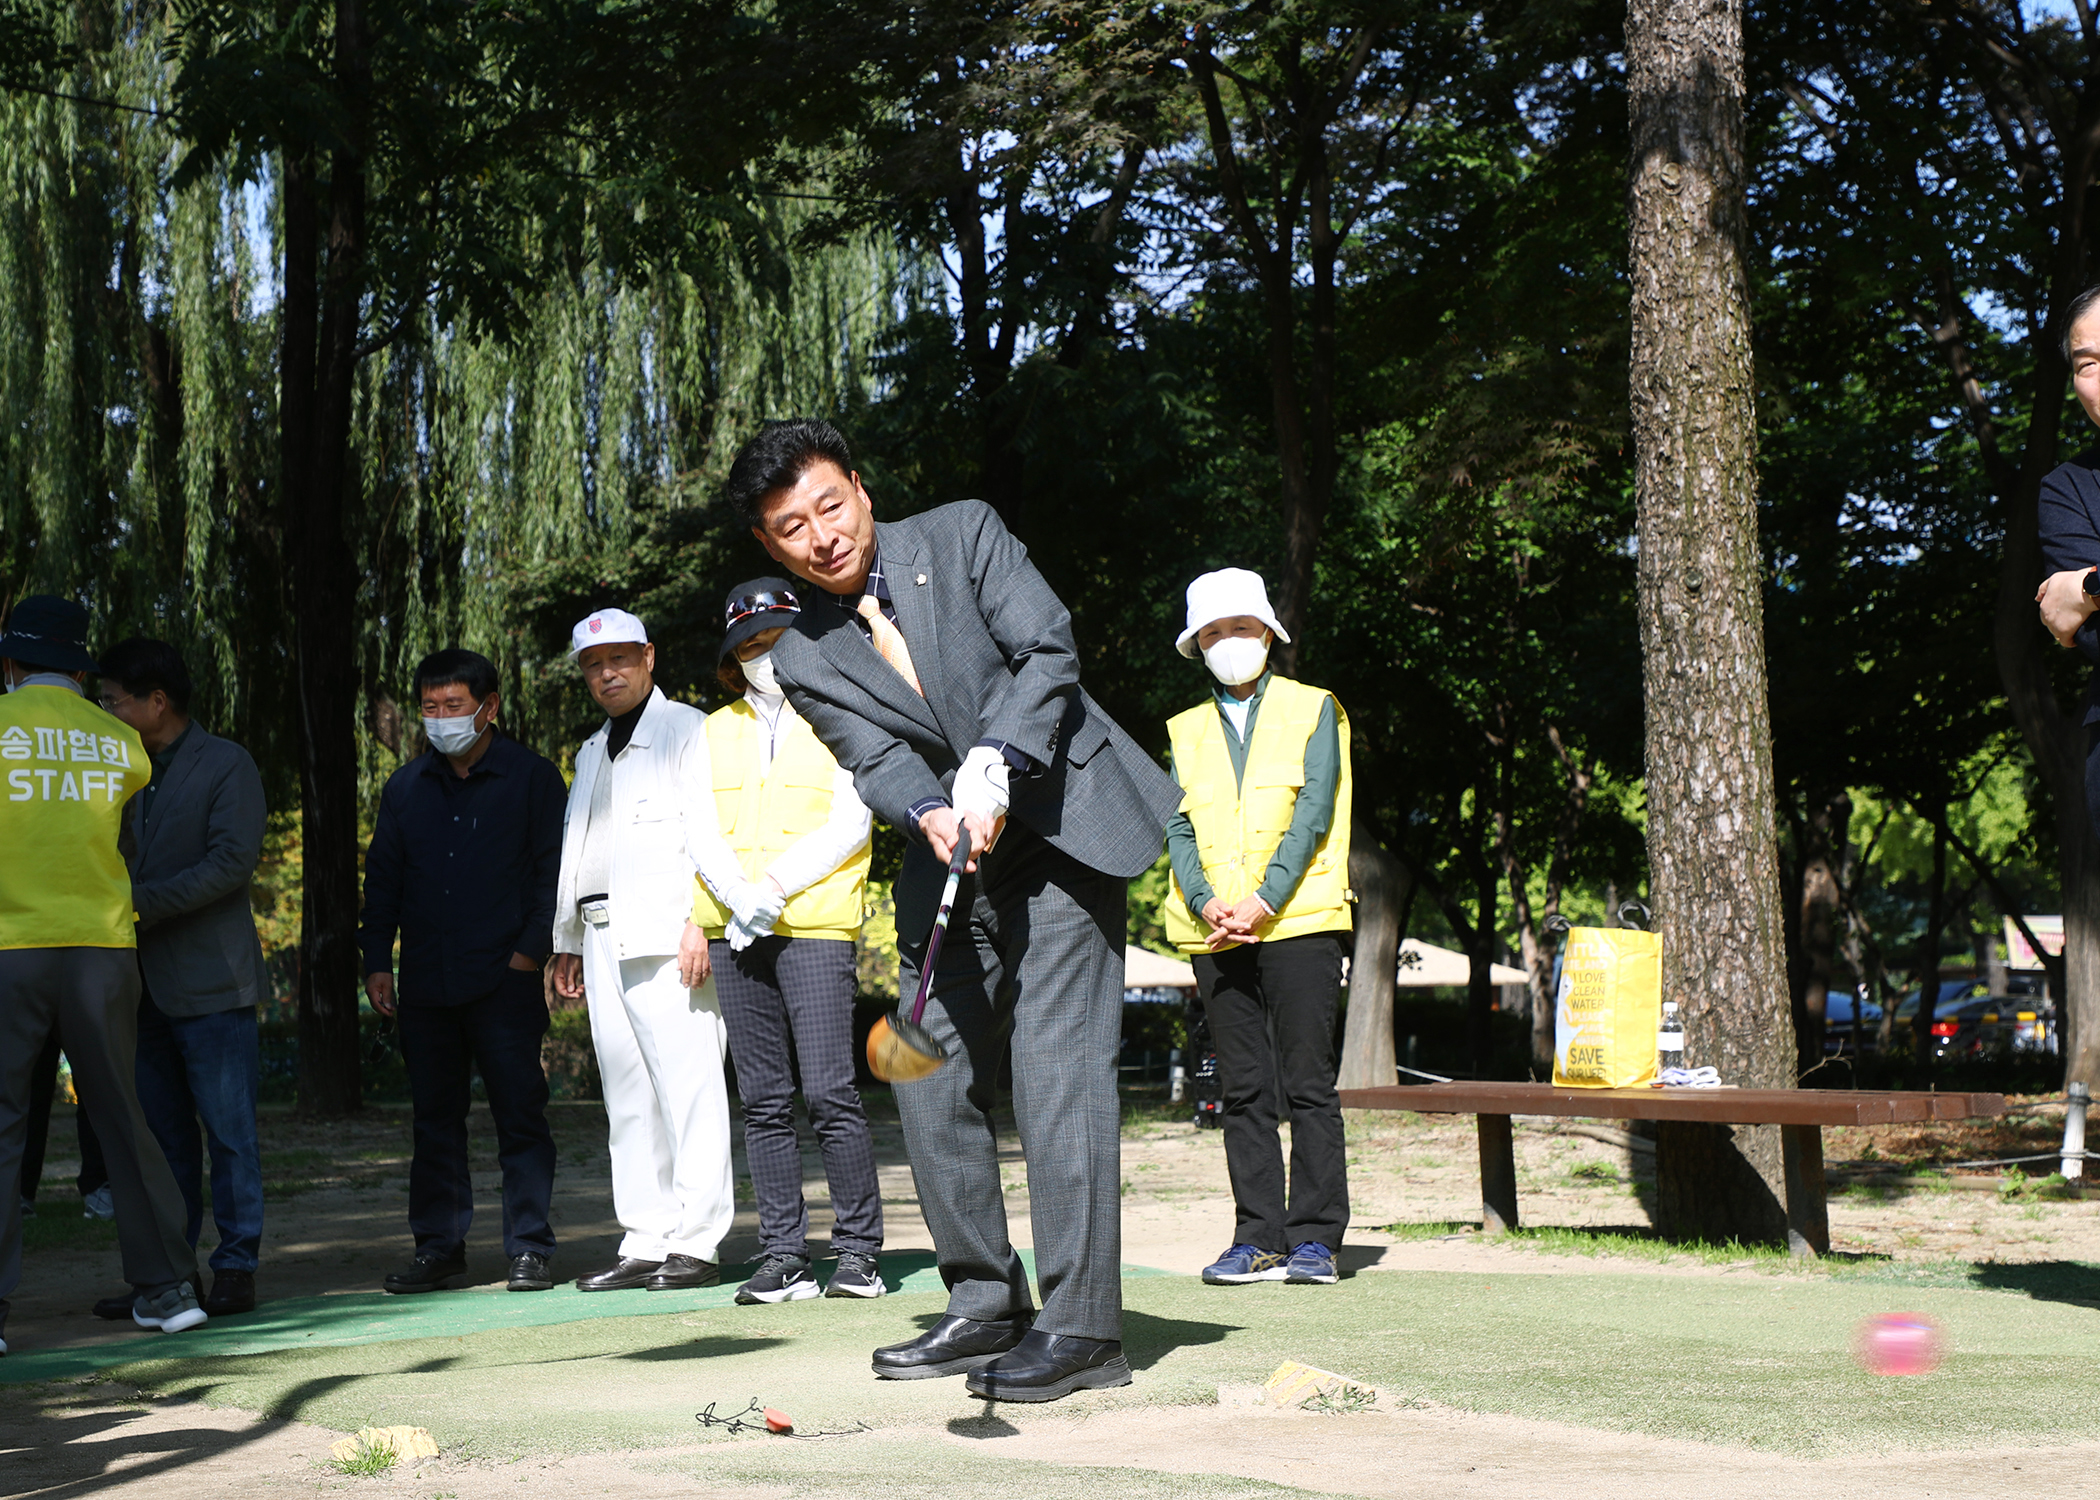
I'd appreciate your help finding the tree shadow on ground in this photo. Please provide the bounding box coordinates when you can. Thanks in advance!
[1966,1260,2100,1309]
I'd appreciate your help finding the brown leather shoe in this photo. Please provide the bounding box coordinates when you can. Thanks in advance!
[643,1254,720,1290]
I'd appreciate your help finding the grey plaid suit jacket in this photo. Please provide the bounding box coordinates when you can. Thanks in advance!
[773,500,1182,920]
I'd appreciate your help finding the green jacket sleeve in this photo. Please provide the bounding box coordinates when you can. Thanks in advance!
[1163,745,1214,919]
[1254,695,1340,914]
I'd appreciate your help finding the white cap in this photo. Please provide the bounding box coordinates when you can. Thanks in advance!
[570,607,649,657]
[1175,568,1290,658]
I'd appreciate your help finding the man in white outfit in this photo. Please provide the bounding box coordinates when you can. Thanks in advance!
[549,608,757,1291]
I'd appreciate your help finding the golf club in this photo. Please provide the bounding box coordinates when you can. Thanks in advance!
[866,826,972,1083]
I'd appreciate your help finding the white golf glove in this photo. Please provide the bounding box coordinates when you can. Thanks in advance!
[952,745,1011,824]
[723,879,786,951]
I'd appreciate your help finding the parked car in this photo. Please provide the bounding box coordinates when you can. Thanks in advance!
[1820,991,1884,1055]
[1926,996,2059,1059]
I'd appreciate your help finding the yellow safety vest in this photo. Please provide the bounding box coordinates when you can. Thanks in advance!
[690,700,870,941]
[0,685,151,949]
[1162,675,1352,955]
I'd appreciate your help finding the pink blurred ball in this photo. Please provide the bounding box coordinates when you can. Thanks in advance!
[1852,1312,1943,1376]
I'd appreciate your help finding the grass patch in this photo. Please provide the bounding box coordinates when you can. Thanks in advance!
[21,1210,120,1254]
[1371,1221,1828,1271]
[1569,1161,1621,1183]
[261,1149,333,1172]
[328,1433,399,1477]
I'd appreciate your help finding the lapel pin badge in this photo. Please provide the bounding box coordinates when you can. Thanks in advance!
[915,573,927,585]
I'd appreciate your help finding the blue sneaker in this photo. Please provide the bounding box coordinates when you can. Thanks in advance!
[1283,1243,1338,1284]
[1201,1244,1288,1285]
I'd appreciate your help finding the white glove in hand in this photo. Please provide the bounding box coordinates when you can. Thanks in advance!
[726,917,760,953]
[952,745,1011,823]
[747,880,787,932]
[722,878,766,930]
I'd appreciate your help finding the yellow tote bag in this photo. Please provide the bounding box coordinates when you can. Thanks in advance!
[1552,926,1663,1088]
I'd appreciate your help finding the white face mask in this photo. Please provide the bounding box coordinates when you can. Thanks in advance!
[741,650,781,696]
[1202,635,1269,687]
[423,701,490,757]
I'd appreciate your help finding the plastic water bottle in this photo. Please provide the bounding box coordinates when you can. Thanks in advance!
[1658,1000,1684,1076]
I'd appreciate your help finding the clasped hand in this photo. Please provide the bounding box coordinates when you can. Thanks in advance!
[1201,894,1272,951]
[2037,568,2098,647]
[919,804,1003,871]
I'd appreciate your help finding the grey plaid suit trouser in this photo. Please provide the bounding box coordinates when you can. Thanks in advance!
[711,936,883,1258]
[894,825,1127,1342]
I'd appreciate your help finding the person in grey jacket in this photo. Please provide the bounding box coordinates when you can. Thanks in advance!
[726,419,1183,1403]
[95,639,271,1319]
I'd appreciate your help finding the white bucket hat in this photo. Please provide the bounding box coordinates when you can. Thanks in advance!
[570,607,649,657]
[1175,568,1290,658]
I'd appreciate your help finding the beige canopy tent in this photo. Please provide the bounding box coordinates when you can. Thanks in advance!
[1124,945,1198,989]
[1396,938,1526,988]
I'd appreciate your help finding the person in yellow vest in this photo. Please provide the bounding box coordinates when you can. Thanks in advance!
[1163,569,1353,1289]
[0,597,206,1353]
[693,577,886,1305]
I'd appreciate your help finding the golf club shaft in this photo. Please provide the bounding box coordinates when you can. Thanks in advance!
[906,827,973,1028]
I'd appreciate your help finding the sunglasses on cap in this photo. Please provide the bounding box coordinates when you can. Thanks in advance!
[725,589,800,627]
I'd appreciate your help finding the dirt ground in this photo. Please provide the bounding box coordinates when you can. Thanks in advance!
[7,1091,2099,1498]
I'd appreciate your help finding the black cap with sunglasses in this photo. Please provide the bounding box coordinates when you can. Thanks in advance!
[717,577,802,665]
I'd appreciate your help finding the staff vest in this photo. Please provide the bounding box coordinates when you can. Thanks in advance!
[690,699,870,941]
[1162,675,1352,955]
[0,684,151,949]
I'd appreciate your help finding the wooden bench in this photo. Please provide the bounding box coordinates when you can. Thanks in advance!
[1339,1081,2007,1258]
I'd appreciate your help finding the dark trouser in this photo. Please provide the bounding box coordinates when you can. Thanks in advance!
[21,1035,109,1204]
[0,947,196,1314]
[712,935,882,1258]
[895,828,1127,1341]
[397,968,556,1261]
[1193,931,1351,1255]
[134,989,264,1273]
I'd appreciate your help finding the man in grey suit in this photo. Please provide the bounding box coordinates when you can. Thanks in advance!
[96,639,271,1318]
[726,420,1183,1403]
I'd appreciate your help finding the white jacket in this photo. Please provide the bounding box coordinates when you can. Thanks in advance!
[553,687,746,960]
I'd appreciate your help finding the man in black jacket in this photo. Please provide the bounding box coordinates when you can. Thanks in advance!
[359,650,568,1294]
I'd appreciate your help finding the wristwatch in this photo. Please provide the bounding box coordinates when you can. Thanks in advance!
[2085,568,2100,600]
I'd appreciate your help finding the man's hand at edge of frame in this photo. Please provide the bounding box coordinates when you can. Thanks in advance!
[2036,567,2098,647]
[551,952,585,1001]
[677,920,713,990]
[365,972,396,1018]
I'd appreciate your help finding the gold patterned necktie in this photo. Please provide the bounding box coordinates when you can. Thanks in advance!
[857,594,924,697]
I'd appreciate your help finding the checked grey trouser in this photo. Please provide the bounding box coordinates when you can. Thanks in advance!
[0,946,197,1314]
[894,828,1127,1342]
[711,936,883,1259]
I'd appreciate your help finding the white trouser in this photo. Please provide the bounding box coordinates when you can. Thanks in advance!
[582,928,734,1262]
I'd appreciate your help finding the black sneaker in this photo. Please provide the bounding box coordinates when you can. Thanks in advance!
[824,1250,886,1299]
[383,1253,468,1295]
[736,1252,818,1305]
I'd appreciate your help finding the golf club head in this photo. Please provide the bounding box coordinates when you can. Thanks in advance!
[867,1011,949,1083]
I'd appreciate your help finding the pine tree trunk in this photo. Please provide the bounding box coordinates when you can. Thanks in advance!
[1793,791,1846,1075]
[1911,819,1948,1062]
[1627,0,1791,1242]
[1338,822,1406,1091]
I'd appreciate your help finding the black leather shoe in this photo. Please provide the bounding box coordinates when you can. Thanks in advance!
[92,1290,134,1321]
[507,1253,555,1292]
[382,1253,468,1295]
[204,1270,256,1316]
[644,1254,720,1290]
[964,1329,1133,1402]
[575,1256,663,1292]
[872,1311,1035,1380]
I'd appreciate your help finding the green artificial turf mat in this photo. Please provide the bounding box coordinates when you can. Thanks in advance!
[0,1250,1167,1386]
[71,1264,2100,1458]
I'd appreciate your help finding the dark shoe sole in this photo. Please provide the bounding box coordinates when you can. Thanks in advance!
[507,1279,555,1292]
[872,1349,1008,1381]
[965,1355,1134,1402]
[645,1275,721,1291]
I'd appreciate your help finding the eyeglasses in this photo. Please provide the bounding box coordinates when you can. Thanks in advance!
[725,589,800,627]
[98,691,136,712]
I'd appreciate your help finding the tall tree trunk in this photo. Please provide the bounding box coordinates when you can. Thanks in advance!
[1466,862,1498,1075]
[1338,822,1409,1090]
[1627,0,1791,1241]
[1911,816,1948,1062]
[1794,790,1847,1075]
[289,0,371,1116]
